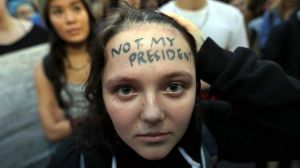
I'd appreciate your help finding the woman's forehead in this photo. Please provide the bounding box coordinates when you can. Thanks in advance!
[105,24,193,67]
[109,24,181,45]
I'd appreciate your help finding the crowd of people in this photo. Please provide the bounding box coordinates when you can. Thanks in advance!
[1,0,300,168]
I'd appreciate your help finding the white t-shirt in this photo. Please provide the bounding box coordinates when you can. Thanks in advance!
[159,0,249,51]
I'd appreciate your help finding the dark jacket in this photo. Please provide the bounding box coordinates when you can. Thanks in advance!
[261,9,300,80]
[48,38,300,168]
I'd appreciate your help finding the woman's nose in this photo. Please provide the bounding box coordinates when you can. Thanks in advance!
[140,93,165,124]
[65,10,75,23]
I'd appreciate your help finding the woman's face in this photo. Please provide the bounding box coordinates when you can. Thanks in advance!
[48,0,90,44]
[102,24,197,160]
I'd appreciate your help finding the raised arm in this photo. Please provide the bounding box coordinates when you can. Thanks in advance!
[199,38,300,161]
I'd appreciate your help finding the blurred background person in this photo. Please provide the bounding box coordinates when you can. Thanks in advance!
[1,0,49,167]
[258,0,283,51]
[0,0,48,55]
[30,0,46,28]
[159,0,249,52]
[35,0,96,143]
[9,0,36,20]
[7,0,46,28]
[246,0,268,53]
[89,0,105,21]
[261,1,300,80]
[258,0,298,52]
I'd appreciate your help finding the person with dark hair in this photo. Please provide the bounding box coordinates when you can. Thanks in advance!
[11,1,36,20]
[262,5,300,80]
[48,5,300,168]
[35,0,96,142]
[159,0,249,52]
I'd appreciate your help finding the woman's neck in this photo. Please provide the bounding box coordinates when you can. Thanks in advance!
[64,42,90,79]
[65,42,90,70]
[176,0,207,11]
[66,42,88,57]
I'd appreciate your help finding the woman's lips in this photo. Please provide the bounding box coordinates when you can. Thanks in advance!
[66,28,81,35]
[136,132,171,143]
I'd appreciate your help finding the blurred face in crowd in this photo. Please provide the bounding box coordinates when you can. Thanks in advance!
[102,23,197,160]
[16,3,35,20]
[48,0,90,44]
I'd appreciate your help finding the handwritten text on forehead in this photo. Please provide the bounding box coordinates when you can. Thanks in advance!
[110,36,192,67]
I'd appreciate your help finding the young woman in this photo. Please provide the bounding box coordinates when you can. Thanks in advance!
[48,5,300,168]
[35,0,96,141]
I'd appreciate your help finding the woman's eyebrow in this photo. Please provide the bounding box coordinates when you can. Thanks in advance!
[104,76,139,86]
[105,70,193,85]
[163,70,193,80]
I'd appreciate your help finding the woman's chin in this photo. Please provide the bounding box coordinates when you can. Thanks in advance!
[135,147,172,161]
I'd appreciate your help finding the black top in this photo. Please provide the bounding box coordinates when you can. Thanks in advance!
[261,9,300,80]
[47,38,300,168]
[0,24,48,55]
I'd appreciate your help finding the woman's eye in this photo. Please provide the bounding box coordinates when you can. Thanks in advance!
[166,82,184,93]
[116,86,134,95]
[51,9,63,16]
[73,5,82,12]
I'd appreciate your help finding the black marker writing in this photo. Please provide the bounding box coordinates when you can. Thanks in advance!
[166,49,175,60]
[151,37,165,48]
[134,38,144,50]
[129,48,192,66]
[111,42,131,57]
[166,37,175,46]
